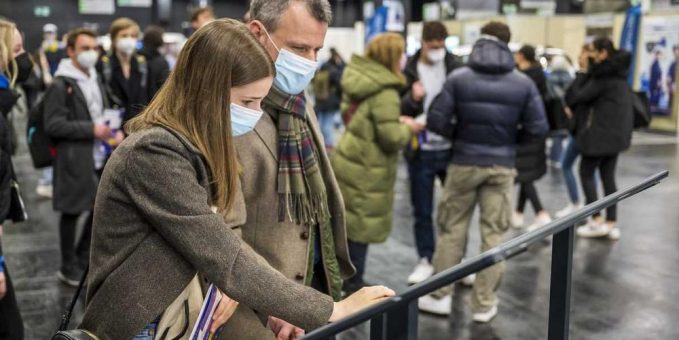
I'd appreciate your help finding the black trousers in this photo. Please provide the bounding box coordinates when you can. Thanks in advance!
[0,265,24,340]
[580,154,619,221]
[59,211,93,268]
[347,240,368,284]
[517,181,544,213]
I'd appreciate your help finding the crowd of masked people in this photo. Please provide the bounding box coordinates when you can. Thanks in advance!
[0,0,635,338]
[317,21,635,322]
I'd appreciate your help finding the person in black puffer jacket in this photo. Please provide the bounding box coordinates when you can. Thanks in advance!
[566,37,634,240]
[421,22,548,320]
[513,44,551,231]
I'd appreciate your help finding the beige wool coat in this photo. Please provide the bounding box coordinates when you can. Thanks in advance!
[219,105,355,339]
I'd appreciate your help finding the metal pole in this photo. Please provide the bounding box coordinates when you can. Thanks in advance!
[548,225,575,340]
[370,300,418,340]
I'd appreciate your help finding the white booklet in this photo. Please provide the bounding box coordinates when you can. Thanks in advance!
[189,284,223,340]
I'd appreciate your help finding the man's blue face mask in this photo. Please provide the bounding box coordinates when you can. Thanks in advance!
[263,27,318,95]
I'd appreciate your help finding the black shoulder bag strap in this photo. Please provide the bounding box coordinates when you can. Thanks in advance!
[57,265,89,331]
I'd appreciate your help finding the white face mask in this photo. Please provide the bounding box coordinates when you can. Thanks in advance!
[77,50,99,69]
[428,48,446,63]
[230,103,264,136]
[116,37,137,55]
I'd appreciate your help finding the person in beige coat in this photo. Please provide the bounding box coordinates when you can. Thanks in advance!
[80,19,392,339]
[219,1,357,339]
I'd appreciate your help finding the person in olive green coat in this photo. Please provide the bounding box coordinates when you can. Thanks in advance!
[331,33,423,293]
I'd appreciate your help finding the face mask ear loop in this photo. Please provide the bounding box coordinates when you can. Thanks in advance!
[261,25,281,53]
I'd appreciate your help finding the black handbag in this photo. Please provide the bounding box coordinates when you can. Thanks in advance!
[8,162,27,223]
[51,266,98,340]
[8,179,27,223]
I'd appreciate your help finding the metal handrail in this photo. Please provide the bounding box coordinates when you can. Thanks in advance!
[304,170,669,340]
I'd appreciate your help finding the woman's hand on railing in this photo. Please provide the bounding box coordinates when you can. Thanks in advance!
[267,316,305,340]
[329,286,396,322]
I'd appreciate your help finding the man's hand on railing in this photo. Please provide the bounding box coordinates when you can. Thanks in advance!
[329,286,396,322]
[267,316,305,340]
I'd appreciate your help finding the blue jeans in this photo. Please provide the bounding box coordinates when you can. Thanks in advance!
[561,137,580,204]
[133,320,158,340]
[407,149,451,262]
[38,167,53,186]
[317,110,339,147]
[550,131,567,163]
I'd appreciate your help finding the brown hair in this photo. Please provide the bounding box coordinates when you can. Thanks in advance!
[365,32,405,81]
[481,21,511,44]
[66,28,98,50]
[109,17,140,51]
[0,19,17,87]
[422,21,448,42]
[191,6,215,23]
[127,19,275,211]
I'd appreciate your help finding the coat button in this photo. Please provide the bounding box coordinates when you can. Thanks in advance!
[295,273,304,281]
[301,231,309,240]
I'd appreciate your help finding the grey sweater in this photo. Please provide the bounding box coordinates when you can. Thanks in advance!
[80,127,333,339]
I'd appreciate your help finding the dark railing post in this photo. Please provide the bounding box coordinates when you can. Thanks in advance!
[370,299,418,340]
[548,225,575,340]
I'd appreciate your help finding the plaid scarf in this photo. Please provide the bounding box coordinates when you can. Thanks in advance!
[263,86,330,225]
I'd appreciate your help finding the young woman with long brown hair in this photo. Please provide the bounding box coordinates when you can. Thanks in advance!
[80,19,394,339]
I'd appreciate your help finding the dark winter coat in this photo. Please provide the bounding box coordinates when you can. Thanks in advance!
[314,58,344,113]
[515,64,548,183]
[520,64,548,100]
[0,83,19,223]
[98,53,149,124]
[566,51,634,157]
[427,38,549,168]
[401,49,463,117]
[43,77,109,214]
[139,48,170,102]
[515,137,547,183]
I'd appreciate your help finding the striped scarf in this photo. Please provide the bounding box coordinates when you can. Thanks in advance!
[263,86,330,225]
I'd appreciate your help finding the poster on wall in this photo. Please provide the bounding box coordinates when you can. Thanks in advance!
[637,16,679,132]
[79,0,115,14]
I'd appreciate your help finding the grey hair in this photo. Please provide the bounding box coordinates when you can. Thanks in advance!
[249,0,332,32]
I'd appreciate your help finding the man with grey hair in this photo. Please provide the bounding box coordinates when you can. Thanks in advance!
[221,1,358,339]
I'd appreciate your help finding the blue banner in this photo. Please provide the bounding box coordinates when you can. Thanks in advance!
[619,4,642,86]
[365,5,389,44]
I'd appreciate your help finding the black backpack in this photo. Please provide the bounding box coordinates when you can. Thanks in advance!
[27,77,75,169]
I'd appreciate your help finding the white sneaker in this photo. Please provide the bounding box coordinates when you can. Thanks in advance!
[472,304,498,323]
[556,203,583,218]
[576,220,611,238]
[418,294,452,316]
[608,227,621,240]
[526,213,552,232]
[36,184,53,199]
[460,273,476,287]
[407,258,434,285]
[511,212,525,229]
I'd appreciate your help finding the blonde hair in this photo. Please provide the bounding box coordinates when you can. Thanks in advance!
[0,19,17,87]
[127,19,275,211]
[109,17,140,53]
[365,32,405,81]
